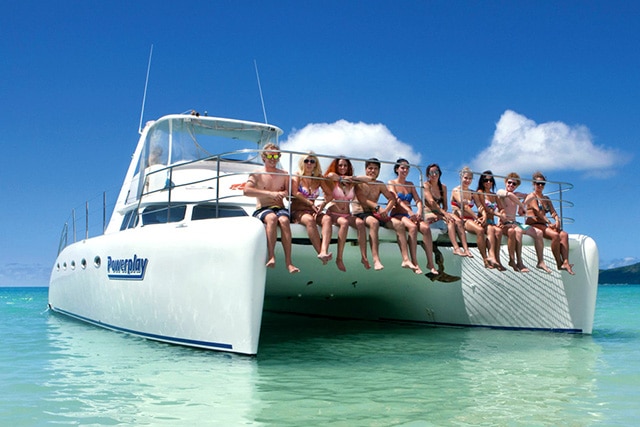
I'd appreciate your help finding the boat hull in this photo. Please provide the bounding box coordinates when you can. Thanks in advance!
[264,226,599,334]
[49,217,267,355]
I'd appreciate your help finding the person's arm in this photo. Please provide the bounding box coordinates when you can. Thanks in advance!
[378,184,397,217]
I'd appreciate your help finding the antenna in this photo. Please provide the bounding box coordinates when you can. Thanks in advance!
[138,45,154,134]
[254,60,268,123]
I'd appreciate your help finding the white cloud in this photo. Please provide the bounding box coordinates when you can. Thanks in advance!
[471,110,625,177]
[280,120,421,181]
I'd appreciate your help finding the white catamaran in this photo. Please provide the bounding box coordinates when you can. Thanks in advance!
[48,113,599,355]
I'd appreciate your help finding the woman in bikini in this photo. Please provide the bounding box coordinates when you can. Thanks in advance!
[322,157,371,272]
[291,153,333,264]
[423,163,472,258]
[451,167,491,267]
[475,171,506,270]
[525,171,574,275]
[387,159,437,275]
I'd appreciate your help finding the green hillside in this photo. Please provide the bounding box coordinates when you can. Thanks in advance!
[599,262,640,284]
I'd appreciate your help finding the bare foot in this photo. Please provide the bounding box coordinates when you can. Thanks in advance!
[266,258,276,269]
[413,266,423,275]
[428,266,439,275]
[317,252,331,265]
[373,260,384,271]
[336,259,346,272]
[453,248,464,257]
[517,263,530,273]
[560,262,575,275]
[495,263,507,272]
[361,258,371,270]
[508,260,519,272]
[287,264,300,274]
[401,260,417,270]
[465,250,474,258]
[484,259,494,269]
[537,262,552,273]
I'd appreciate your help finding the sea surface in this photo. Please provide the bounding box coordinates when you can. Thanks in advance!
[1,285,639,426]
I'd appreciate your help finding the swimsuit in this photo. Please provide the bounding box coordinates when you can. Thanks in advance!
[397,192,413,203]
[332,182,355,201]
[253,206,290,222]
[298,184,320,201]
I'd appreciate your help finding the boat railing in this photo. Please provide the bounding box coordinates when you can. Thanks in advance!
[56,149,575,254]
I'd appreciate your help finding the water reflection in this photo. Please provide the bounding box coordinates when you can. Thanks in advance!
[43,315,262,425]
[41,309,625,425]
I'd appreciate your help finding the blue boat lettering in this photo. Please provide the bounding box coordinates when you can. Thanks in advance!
[107,255,149,280]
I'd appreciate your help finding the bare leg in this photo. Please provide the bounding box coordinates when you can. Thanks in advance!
[420,222,438,274]
[366,216,384,270]
[317,214,333,264]
[352,216,371,270]
[456,218,472,257]
[466,221,489,267]
[335,217,349,272]
[558,230,575,274]
[263,213,278,268]
[300,213,323,261]
[404,218,422,274]
[388,219,417,271]
[278,215,299,273]
[527,226,550,272]
[447,220,462,255]
[515,227,529,272]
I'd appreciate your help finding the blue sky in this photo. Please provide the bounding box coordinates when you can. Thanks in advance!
[1,1,638,286]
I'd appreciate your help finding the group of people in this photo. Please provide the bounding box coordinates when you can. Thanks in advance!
[449,167,574,275]
[244,144,573,276]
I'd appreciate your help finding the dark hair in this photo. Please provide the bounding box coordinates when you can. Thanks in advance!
[365,157,381,169]
[426,163,444,205]
[476,170,496,193]
[393,158,409,175]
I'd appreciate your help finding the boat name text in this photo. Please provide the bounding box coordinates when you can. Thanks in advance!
[107,255,149,280]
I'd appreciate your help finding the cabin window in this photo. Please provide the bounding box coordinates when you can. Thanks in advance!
[192,204,248,220]
[141,205,186,225]
[120,210,137,230]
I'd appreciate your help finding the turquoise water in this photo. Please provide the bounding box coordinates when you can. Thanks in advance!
[1,286,639,426]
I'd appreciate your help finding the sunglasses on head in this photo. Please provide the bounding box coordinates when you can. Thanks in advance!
[265,153,281,160]
[535,181,546,187]
[303,158,316,164]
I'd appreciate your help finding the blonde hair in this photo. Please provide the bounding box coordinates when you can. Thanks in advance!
[459,166,473,179]
[297,152,323,177]
[261,143,280,161]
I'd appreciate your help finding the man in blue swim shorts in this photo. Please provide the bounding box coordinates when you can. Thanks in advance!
[244,143,299,273]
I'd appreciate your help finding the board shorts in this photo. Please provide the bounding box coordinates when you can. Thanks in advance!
[253,206,290,222]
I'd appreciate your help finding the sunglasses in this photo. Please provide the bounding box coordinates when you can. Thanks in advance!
[482,178,494,183]
[303,158,316,164]
[506,180,518,186]
[535,181,546,187]
[429,171,440,177]
[265,153,281,160]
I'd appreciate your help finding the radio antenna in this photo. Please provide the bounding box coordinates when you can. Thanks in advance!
[138,44,154,134]
[254,60,268,123]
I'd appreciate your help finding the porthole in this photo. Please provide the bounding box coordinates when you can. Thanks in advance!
[81,258,87,269]
[94,256,101,268]
[70,260,76,270]
[56,263,60,271]
[63,262,67,270]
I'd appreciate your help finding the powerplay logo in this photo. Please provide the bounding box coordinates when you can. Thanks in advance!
[107,255,149,280]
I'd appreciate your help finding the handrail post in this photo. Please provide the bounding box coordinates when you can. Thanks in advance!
[85,201,89,240]
[72,209,76,243]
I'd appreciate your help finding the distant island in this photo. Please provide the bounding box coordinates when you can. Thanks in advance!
[599,262,640,284]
